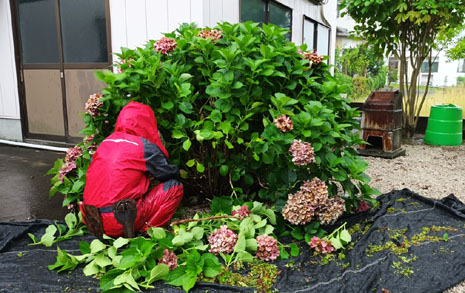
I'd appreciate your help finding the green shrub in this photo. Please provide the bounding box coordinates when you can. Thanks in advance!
[49,22,377,212]
[368,67,387,91]
[352,76,370,100]
[335,73,354,97]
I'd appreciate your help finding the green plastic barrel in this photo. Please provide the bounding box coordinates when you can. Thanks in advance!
[424,104,463,146]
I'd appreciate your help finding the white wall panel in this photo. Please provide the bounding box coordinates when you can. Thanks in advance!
[0,0,20,119]
[191,0,204,27]
[146,0,169,40]
[109,0,128,54]
[168,0,191,31]
[126,0,148,48]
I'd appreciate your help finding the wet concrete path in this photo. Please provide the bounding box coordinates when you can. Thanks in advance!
[0,144,68,222]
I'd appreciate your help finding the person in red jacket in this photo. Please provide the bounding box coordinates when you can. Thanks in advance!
[80,101,183,238]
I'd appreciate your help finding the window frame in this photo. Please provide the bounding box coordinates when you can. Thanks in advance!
[302,15,331,57]
[239,0,293,39]
[421,60,439,73]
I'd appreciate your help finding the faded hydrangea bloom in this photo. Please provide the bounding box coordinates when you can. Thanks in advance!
[256,235,280,261]
[317,196,346,225]
[208,225,238,255]
[83,135,97,152]
[232,205,251,219]
[198,29,223,41]
[59,161,77,183]
[282,191,315,225]
[158,249,178,270]
[154,37,177,54]
[274,115,294,132]
[85,93,103,118]
[309,236,334,254]
[65,145,83,163]
[355,200,370,213]
[300,178,329,207]
[297,49,324,64]
[289,139,315,166]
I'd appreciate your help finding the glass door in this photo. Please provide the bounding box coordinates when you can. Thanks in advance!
[15,0,111,143]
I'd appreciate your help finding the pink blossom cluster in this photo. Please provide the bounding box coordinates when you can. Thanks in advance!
[65,145,82,163]
[59,161,76,183]
[256,235,280,261]
[154,37,177,54]
[282,191,316,225]
[309,236,334,254]
[84,135,97,152]
[355,200,370,213]
[208,225,238,255]
[232,205,251,219]
[289,139,315,166]
[115,58,134,73]
[158,249,178,270]
[297,49,324,64]
[85,93,104,118]
[274,115,294,132]
[198,29,223,41]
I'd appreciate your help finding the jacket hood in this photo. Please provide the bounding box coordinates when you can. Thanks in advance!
[114,101,169,158]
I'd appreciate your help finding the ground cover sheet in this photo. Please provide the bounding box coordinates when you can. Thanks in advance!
[1,189,464,292]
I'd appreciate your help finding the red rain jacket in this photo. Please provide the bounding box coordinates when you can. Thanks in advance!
[83,101,179,236]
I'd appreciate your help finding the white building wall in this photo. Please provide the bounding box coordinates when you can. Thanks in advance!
[0,0,20,120]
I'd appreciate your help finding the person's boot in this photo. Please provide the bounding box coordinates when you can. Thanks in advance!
[79,202,104,241]
[113,199,137,238]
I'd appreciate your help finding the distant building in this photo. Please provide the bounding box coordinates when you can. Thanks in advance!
[0,0,338,144]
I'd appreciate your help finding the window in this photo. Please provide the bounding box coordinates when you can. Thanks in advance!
[457,59,465,73]
[421,61,438,73]
[241,0,292,40]
[303,16,330,56]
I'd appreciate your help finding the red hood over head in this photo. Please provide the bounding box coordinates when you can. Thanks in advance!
[114,101,169,158]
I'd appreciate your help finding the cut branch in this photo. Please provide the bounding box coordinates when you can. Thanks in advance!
[170,215,239,226]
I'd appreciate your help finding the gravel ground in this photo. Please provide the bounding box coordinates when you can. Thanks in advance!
[362,141,465,293]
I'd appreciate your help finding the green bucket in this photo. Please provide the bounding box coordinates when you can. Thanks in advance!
[424,104,463,146]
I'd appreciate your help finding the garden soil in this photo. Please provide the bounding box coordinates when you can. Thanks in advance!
[1,189,465,292]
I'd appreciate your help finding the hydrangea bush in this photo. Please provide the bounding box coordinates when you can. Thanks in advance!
[49,22,377,215]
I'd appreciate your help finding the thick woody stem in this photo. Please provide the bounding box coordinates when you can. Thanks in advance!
[170,215,239,226]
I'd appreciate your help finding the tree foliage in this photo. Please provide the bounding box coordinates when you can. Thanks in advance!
[340,0,465,136]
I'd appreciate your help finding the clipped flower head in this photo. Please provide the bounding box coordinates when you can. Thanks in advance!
[232,205,251,219]
[83,135,97,152]
[309,236,334,254]
[59,161,77,182]
[154,37,177,54]
[256,235,280,261]
[274,115,294,132]
[158,249,178,270]
[208,225,238,255]
[198,29,223,41]
[317,196,346,225]
[289,139,315,166]
[282,191,315,225]
[65,145,83,163]
[355,200,370,213]
[297,49,324,64]
[85,93,103,118]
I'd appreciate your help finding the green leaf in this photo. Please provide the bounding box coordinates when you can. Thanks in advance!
[340,229,352,243]
[290,243,299,257]
[147,227,166,240]
[291,227,304,240]
[113,237,129,249]
[234,234,246,252]
[219,165,229,176]
[186,159,196,167]
[235,250,253,262]
[201,253,222,278]
[162,101,174,110]
[79,241,91,254]
[330,237,343,250]
[179,101,193,114]
[210,110,222,123]
[83,260,100,276]
[90,239,107,254]
[196,162,205,173]
[172,129,184,139]
[147,264,170,284]
[245,238,257,252]
[183,139,192,151]
[191,227,204,240]
[114,269,140,291]
[64,213,77,229]
[95,253,112,267]
[40,225,58,247]
[210,196,233,214]
[172,229,194,246]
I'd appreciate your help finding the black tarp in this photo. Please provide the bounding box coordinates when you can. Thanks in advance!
[1,189,465,292]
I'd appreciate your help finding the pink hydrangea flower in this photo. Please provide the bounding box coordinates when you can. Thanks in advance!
[355,200,370,213]
[59,161,77,183]
[309,236,334,254]
[158,249,178,270]
[198,29,223,41]
[85,93,103,118]
[83,135,97,152]
[154,37,177,54]
[289,139,316,166]
[256,235,280,261]
[208,225,238,255]
[65,145,82,163]
[274,115,294,132]
[232,205,252,219]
